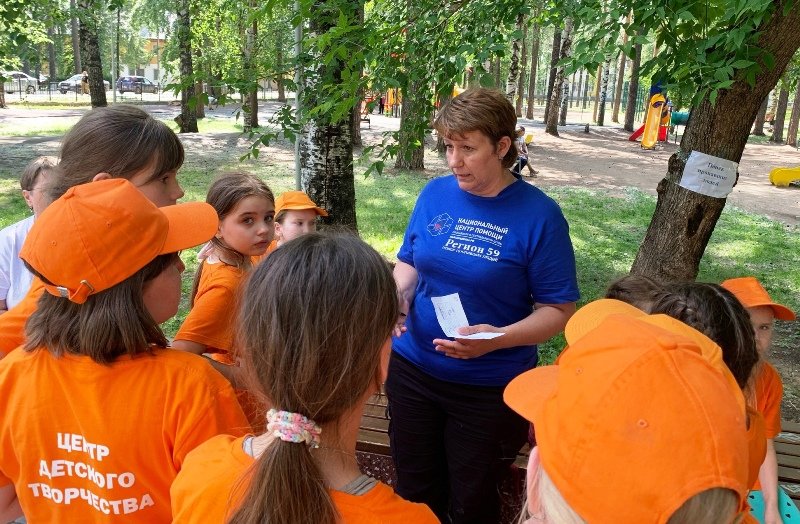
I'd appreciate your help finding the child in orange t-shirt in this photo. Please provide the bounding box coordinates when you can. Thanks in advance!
[0,104,187,358]
[265,190,328,254]
[0,179,250,523]
[170,233,438,524]
[172,172,275,364]
[723,276,796,524]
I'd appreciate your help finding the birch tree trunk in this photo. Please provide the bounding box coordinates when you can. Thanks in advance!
[525,23,541,119]
[505,15,523,103]
[78,0,106,108]
[298,0,360,229]
[243,2,258,133]
[176,0,198,133]
[612,52,627,122]
[596,59,610,126]
[545,19,572,136]
[516,21,528,116]
[631,1,800,281]
[395,80,427,169]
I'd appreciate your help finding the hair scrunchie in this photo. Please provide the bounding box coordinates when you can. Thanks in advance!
[266,409,322,448]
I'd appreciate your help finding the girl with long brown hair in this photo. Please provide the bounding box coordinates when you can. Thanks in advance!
[170,232,438,524]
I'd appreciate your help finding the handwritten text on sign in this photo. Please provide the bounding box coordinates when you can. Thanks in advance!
[680,151,738,198]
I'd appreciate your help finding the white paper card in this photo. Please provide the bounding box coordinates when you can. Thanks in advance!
[679,151,738,198]
[431,293,505,340]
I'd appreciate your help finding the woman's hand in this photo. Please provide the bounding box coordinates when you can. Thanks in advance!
[393,312,408,338]
[433,324,502,359]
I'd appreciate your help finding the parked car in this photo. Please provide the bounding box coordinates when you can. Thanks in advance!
[117,76,159,94]
[2,71,38,94]
[58,74,110,94]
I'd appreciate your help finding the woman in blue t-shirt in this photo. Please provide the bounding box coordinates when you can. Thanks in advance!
[387,88,579,524]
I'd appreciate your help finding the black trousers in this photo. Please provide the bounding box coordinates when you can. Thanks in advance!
[385,352,529,524]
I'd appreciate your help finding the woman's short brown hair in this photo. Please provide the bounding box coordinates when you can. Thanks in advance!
[433,88,518,168]
[48,105,184,202]
[20,156,57,191]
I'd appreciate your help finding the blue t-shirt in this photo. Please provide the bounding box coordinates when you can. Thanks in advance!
[393,175,579,386]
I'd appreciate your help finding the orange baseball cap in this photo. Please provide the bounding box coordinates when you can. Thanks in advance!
[275,191,328,216]
[721,277,795,321]
[505,303,749,522]
[20,179,218,304]
[564,299,745,413]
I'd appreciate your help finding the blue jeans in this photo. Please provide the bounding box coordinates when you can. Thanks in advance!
[385,352,529,524]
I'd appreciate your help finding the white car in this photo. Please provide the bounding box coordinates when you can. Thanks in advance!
[3,71,38,94]
[58,74,111,94]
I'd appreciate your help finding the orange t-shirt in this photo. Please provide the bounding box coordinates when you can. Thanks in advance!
[175,259,245,364]
[0,347,251,522]
[0,277,44,357]
[753,362,783,439]
[751,362,783,491]
[746,407,767,490]
[171,434,439,523]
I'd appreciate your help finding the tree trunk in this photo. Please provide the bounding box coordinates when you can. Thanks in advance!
[623,35,642,131]
[395,80,427,170]
[612,53,627,122]
[592,64,602,121]
[582,69,590,108]
[243,3,258,133]
[70,0,81,73]
[543,28,561,124]
[545,19,573,136]
[436,90,454,153]
[787,85,800,147]
[176,0,198,133]
[596,59,610,126]
[525,23,541,119]
[298,0,361,230]
[195,81,205,119]
[276,31,286,102]
[752,95,769,135]
[770,81,789,143]
[78,0,107,108]
[47,21,57,81]
[349,2,365,147]
[611,15,631,123]
[505,14,524,104]
[631,1,800,281]
[493,56,501,88]
[559,76,569,125]
[516,20,528,116]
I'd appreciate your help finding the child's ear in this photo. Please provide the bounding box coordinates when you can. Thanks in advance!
[22,190,34,210]
[92,172,112,182]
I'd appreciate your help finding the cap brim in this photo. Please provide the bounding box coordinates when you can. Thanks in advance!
[503,366,559,424]
[282,204,328,216]
[159,202,219,254]
[565,299,645,345]
[769,303,796,321]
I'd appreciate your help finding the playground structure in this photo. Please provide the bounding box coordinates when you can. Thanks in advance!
[769,166,800,187]
[629,93,670,148]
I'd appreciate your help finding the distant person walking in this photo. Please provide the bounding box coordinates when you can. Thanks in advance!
[81,71,89,94]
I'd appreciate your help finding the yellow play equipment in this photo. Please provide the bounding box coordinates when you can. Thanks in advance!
[641,94,668,149]
[525,133,534,145]
[769,166,800,187]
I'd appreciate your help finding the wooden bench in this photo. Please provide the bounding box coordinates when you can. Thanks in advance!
[359,393,800,519]
[775,420,800,504]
